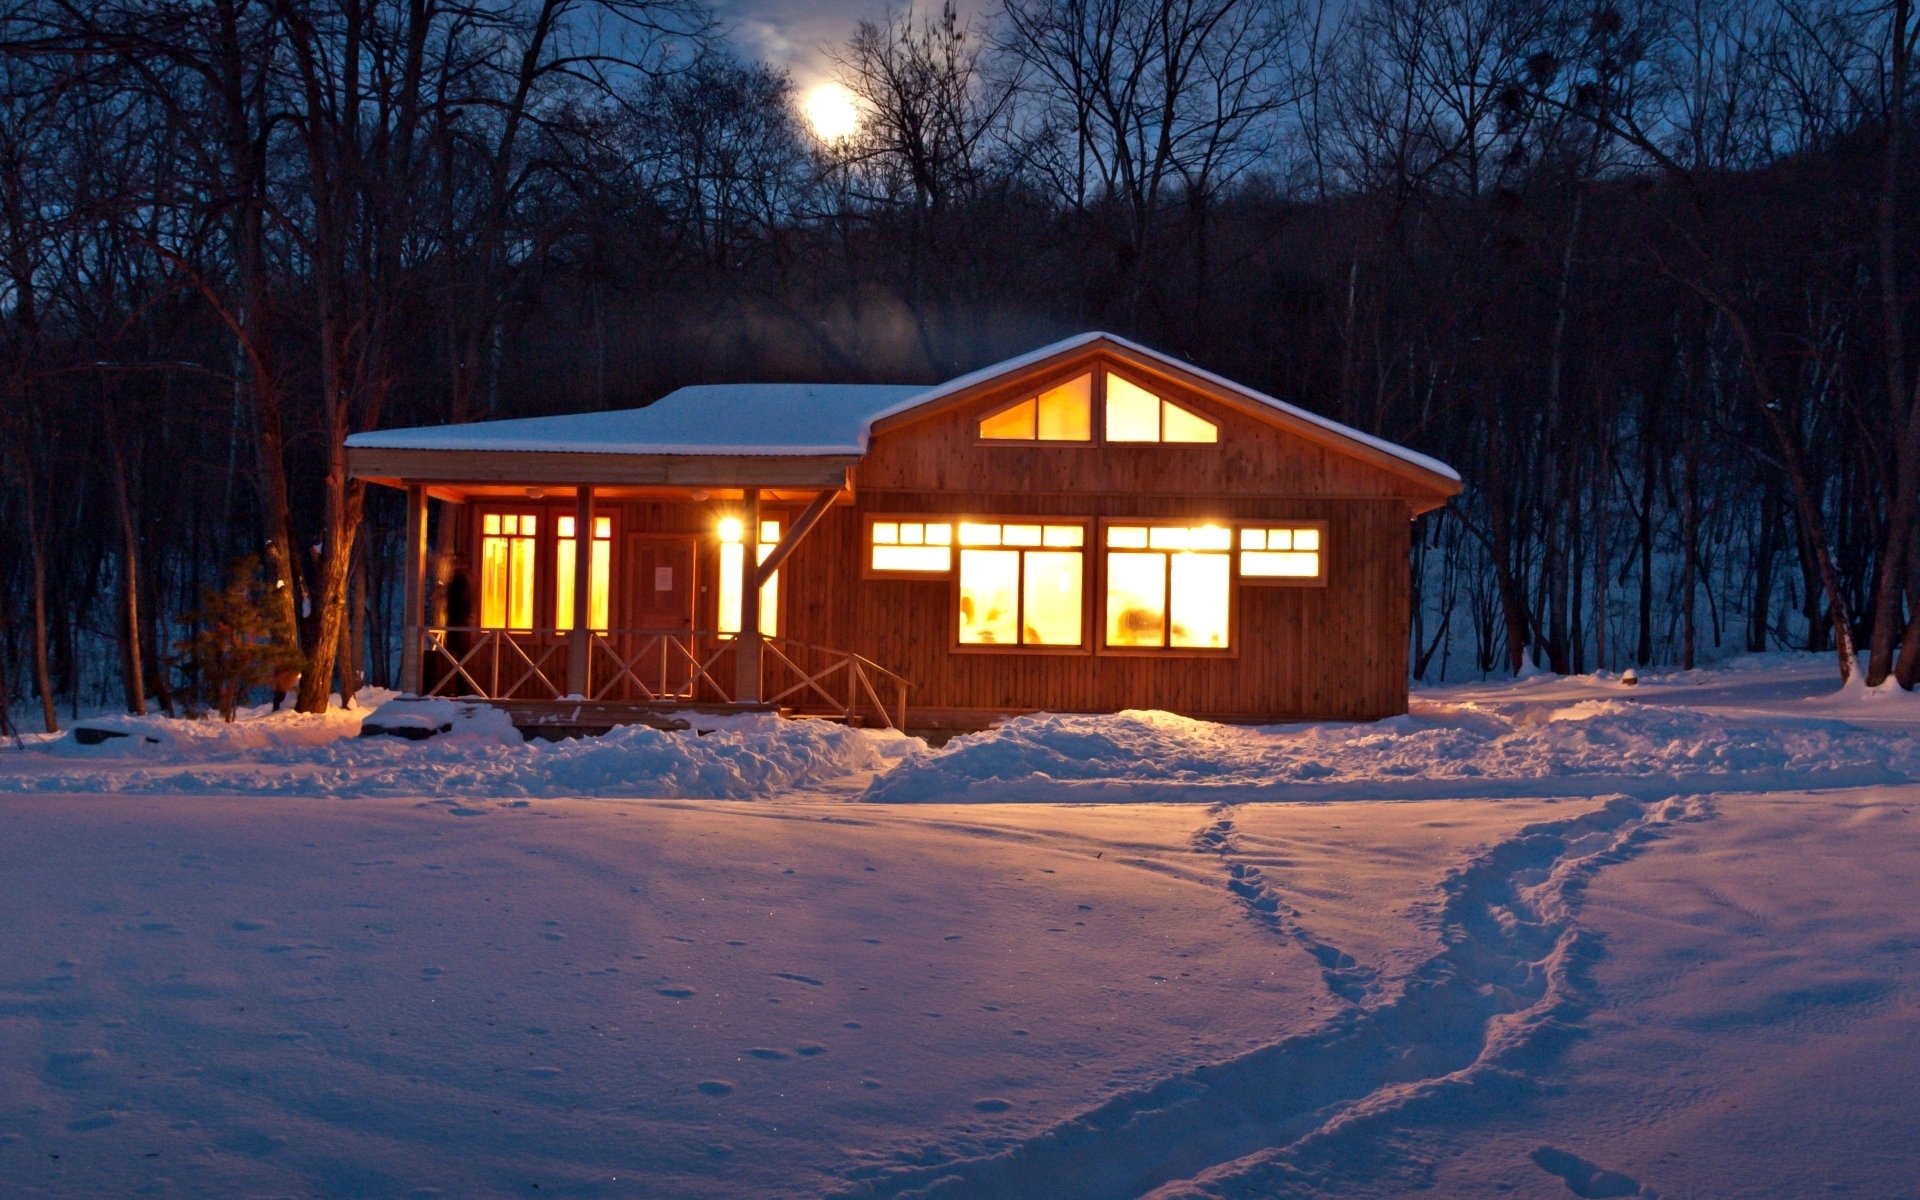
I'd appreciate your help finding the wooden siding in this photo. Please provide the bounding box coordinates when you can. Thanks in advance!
[776,493,1413,724]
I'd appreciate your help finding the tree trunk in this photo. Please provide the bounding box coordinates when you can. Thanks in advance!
[105,400,148,715]
[22,459,57,734]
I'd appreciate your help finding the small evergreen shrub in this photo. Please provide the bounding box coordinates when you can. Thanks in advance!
[178,557,306,722]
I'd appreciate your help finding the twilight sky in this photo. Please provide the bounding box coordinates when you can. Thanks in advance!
[707,0,991,87]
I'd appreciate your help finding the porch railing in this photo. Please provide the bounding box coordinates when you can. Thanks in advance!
[418,627,911,729]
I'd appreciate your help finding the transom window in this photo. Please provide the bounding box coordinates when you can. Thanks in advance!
[479,512,538,630]
[1104,524,1232,650]
[555,515,613,631]
[1240,525,1323,581]
[717,518,781,636]
[956,521,1086,647]
[869,519,955,574]
[978,369,1217,445]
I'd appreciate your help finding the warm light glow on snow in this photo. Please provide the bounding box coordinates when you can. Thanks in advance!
[803,83,859,142]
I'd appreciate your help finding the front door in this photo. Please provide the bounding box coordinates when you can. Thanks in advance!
[610,536,696,699]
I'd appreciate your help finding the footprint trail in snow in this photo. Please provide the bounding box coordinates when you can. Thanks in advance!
[833,792,1713,1199]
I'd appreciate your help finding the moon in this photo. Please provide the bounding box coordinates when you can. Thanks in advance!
[802,83,860,142]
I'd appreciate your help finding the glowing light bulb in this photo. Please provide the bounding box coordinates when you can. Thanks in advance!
[718,516,744,544]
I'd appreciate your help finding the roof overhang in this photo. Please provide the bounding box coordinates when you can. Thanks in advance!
[348,445,859,492]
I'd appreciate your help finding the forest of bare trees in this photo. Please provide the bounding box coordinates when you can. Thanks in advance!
[1,0,1916,731]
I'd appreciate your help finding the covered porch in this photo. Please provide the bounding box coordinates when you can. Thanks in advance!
[350,439,910,731]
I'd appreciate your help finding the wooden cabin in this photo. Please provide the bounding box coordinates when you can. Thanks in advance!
[346,333,1461,732]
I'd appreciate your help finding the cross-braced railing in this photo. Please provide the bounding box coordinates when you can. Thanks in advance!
[761,636,912,731]
[418,627,910,728]
[422,628,569,700]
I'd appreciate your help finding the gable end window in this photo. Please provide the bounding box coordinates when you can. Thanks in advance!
[978,374,1092,441]
[1104,376,1218,443]
[976,369,1218,445]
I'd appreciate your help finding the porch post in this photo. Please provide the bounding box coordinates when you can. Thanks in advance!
[567,485,594,697]
[735,488,762,703]
[400,482,427,694]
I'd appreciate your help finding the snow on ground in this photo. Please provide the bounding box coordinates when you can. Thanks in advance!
[2,653,1917,1198]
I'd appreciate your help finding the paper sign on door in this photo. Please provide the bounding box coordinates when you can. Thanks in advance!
[654,566,674,591]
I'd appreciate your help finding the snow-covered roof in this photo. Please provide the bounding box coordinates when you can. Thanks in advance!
[346,333,1459,484]
[346,383,926,457]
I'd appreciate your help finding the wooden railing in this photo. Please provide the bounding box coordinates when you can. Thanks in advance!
[419,627,910,728]
[762,636,912,732]
[422,628,570,701]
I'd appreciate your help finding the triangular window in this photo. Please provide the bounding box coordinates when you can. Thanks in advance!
[978,374,1093,441]
[1104,376,1218,443]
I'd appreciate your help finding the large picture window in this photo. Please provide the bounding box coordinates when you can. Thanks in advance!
[479,512,538,630]
[717,518,781,636]
[956,521,1086,647]
[1104,524,1232,650]
[555,515,613,631]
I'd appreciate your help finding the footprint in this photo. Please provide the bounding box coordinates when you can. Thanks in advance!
[972,1098,1013,1113]
[695,1080,734,1096]
[232,918,269,932]
[447,807,485,817]
[771,972,823,986]
[726,939,747,947]
[743,1047,788,1060]
[657,986,695,998]
[420,966,443,978]
[1530,1145,1654,1198]
[796,1043,827,1057]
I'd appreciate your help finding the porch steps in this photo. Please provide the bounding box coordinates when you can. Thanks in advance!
[501,699,789,741]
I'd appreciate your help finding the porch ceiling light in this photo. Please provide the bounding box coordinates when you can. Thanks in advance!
[525,487,545,499]
[717,515,744,544]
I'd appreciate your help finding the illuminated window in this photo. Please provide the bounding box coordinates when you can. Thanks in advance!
[1104,376,1218,443]
[718,518,781,636]
[1239,526,1323,581]
[870,519,954,574]
[1104,524,1232,649]
[978,374,1093,441]
[555,515,613,630]
[479,512,538,629]
[956,521,1085,646]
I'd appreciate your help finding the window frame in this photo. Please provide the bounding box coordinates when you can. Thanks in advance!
[1095,518,1240,657]
[475,506,544,632]
[861,513,960,580]
[715,513,786,637]
[1235,519,1330,588]
[974,366,1098,445]
[975,364,1222,448]
[554,511,618,632]
[947,515,1095,656]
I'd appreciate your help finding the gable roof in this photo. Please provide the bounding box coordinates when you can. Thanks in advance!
[345,332,1460,493]
[866,332,1461,488]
